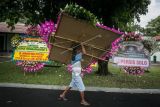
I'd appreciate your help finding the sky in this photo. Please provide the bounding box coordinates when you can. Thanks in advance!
[138,0,160,27]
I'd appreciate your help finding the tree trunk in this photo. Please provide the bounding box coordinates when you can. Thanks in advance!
[96,57,110,76]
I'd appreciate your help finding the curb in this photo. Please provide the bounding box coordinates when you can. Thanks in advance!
[0,83,160,94]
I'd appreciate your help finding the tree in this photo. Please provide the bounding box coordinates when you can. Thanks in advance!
[142,15,160,37]
[0,0,151,75]
[0,0,150,29]
[141,37,160,72]
[121,21,145,33]
[142,37,160,56]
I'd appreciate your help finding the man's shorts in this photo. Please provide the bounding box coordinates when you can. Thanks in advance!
[69,75,85,92]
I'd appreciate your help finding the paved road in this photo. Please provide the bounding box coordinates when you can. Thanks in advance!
[0,87,160,107]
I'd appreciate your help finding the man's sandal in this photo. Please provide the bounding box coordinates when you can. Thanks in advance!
[58,95,68,101]
[80,101,90,106]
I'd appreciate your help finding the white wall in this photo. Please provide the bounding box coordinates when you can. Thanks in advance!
[151,51,160,62]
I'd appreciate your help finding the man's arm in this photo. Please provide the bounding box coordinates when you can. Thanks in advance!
[81,43,86,54]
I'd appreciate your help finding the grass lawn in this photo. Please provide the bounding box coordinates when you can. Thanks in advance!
[0,62,160,89]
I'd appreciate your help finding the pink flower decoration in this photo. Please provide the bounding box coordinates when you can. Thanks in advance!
[38,20,55,42]
[96,23,124,35]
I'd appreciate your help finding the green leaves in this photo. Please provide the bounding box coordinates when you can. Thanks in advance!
[141,15,160,37]
[0,0,150,30]
[142,37,160,55]
[62,3,102,26]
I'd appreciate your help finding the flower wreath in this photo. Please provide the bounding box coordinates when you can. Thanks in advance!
[12,21,55,72]
[111,32,146,75]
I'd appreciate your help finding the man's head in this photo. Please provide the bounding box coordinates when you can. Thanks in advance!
[76,45,82,53]
[72,43,82,53]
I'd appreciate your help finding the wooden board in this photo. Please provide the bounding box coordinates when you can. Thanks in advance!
[49,13,120,67]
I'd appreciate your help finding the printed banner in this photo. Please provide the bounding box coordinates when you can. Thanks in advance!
[13,37,49,61]
[113,57,149,67]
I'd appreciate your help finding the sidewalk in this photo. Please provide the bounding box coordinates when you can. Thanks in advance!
[0,83,160,94]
